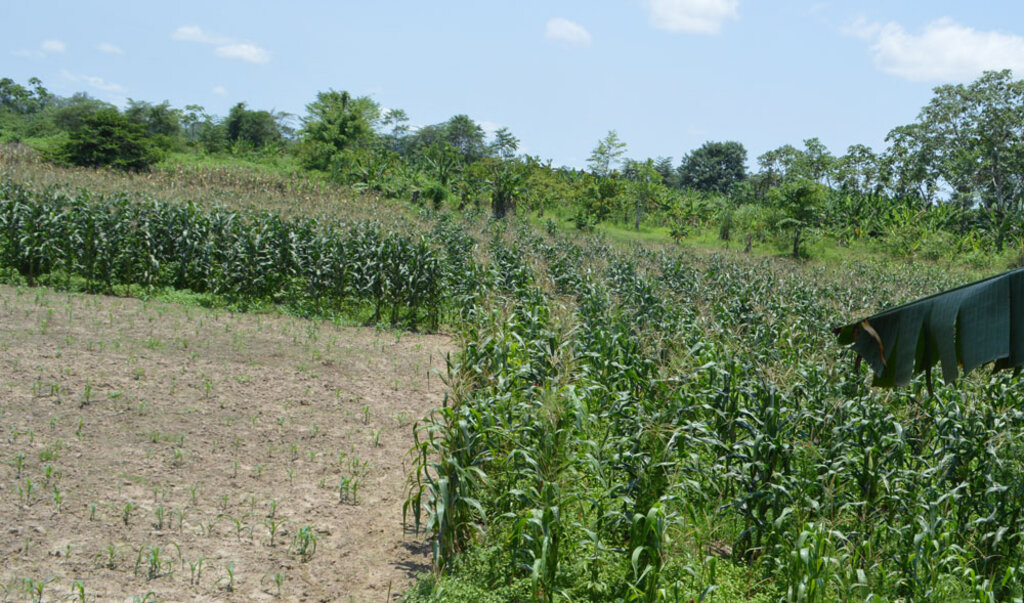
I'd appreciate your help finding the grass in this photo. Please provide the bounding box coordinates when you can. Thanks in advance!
[535,209,1013,283]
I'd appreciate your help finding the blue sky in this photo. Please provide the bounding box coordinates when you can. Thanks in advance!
[5,1,1024,169]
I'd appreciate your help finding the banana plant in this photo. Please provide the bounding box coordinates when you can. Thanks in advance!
[834,268,1024,388]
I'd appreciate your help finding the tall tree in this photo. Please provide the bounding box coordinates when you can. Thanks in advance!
[677,140,747,194]
[442,114,487,163]
[224,102,283,149]
[587,130,627,177]
[835,144,881,196]
[800,137,836,188]
[886,70,1024,249]
[653,156,675,187]
[298,90,380,170]
[124,99,183,150]
[490,127,519,159]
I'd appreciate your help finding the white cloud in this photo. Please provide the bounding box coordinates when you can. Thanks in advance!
[545,17,592,46]
[61,70,125,93]
[41,39,66,54]
[12,49,44,59]
[644,0,738,35]
[214,43,270,64]
[173,25,270,64]
[213,85,228,96]
[172,25,229,45]
[845,17,1024,81]
[97,42,123,55]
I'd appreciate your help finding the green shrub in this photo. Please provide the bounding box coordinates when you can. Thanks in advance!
[55,108,159,171]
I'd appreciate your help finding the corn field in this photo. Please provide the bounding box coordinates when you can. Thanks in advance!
[0,180,480,330]
[406,219,1024,601]
[5,178,1024,600]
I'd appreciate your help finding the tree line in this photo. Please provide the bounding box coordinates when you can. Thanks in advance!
[2,70,1023,262]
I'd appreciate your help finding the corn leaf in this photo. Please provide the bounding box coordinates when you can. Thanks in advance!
[834,268,1024,386]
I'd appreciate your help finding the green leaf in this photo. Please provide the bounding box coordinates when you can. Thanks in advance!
[834,268,1024,386]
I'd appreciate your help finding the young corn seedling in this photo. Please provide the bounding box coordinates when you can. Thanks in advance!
[19,478,35,505]
[291,526,317,561]
[70,581,86,603]
[265,517,285,547]
[188,556,206,586]
[122,502,135,526]
[134,542,181,581]
[221,561,236,593]
[261,571,286,598]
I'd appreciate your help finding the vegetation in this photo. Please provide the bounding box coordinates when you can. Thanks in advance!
[0,181,463,329]
[3,70,1024,271]
[3,66,1024,600]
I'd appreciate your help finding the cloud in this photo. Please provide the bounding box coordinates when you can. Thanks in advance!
[172,25,229,45]
[41,39,66,54]
[644,0,739,35]
[845,17,1024,81]
[213,85,228,96]
[173,25,270,64]
[61,70,125,93]
[97,42,123,55]
[214,43,270,64]
[13,39,68,59]
[545,17,592,46]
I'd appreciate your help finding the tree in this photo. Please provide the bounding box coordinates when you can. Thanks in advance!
[124,99,183,150]
[485,157,528,219]
[490,127,519,159]
[835,144,881,196]
[770,177,826,257]
[380,108,410,153]
[298,90,380,170]
[624,159,664,230]
[885,70,1024,250]
[44,93,116,133]
[756,144,803,192]
[800,137,836,187]
[0,77,54,141]
[442,114,487,164]
[57,108,159,171]
[0,77,52,115]
[653,156,675,187]
[587,130,627,177]
[677,141,747,194]
[224,102,283,150]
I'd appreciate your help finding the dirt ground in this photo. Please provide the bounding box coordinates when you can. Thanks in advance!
[0,284,452,601]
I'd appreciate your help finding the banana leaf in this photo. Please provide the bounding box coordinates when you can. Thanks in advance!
[833,267,1024,387]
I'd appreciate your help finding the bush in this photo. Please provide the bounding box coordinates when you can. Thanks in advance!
[56,108,159,171]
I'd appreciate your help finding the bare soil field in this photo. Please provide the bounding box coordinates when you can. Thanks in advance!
[0,284,451,601]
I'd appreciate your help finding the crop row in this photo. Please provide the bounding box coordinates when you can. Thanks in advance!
[0,181,482,329]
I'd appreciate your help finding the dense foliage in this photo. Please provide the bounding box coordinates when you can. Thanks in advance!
[404,219,1024,601]
[56,108,160,171]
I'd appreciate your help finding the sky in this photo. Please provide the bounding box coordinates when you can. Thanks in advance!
[5,1,1024,169]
